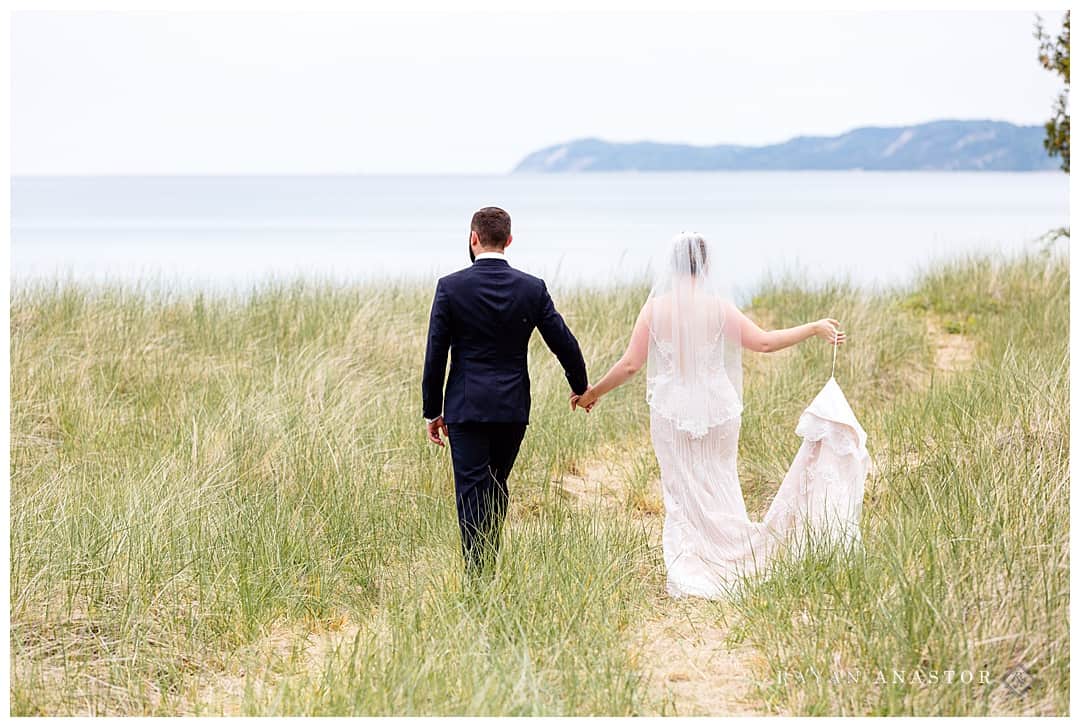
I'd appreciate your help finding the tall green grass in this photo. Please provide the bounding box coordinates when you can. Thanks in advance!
[726,251,1070,715]
[9,249,1068,715]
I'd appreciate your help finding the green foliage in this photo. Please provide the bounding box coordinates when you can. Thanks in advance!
[1035,11,1070,172]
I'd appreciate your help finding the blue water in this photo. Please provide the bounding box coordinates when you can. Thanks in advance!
[11,172,1069,295]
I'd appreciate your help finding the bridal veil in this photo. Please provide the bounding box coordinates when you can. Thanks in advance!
[644,231,743,438]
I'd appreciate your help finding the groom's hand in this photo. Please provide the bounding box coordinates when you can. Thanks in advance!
[426,416,448,447]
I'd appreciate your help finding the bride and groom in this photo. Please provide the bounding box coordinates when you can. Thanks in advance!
[422,206,869,598]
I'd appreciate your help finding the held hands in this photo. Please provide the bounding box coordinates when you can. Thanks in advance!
[426,416,449,447]
[814,318,847,345]
[570,385,599,413]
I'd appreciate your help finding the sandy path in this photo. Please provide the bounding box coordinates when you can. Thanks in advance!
[553,310,975,716]
[926,315,976,374]
[184,457,770,717]
[558,460,770,716]
[173,312,971,716]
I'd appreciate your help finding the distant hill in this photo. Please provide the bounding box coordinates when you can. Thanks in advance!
[513,120,1059,172]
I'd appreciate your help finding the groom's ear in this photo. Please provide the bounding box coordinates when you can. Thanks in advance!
[504,234,513,249]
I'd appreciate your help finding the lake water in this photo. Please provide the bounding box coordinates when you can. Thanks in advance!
[11,172,1069,297]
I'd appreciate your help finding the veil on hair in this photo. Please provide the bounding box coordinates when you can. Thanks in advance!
[644,232,743,437]
[640,233,866,599]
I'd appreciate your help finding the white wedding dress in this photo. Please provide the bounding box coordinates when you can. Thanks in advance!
[644,234,869,599]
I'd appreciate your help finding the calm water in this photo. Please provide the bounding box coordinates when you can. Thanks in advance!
[11,173,1069,296]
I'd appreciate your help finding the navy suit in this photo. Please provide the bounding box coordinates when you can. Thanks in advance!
[422,256,588,571]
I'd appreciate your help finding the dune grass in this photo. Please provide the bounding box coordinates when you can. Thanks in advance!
[725,252,1070,716]
[9,248,1068,715]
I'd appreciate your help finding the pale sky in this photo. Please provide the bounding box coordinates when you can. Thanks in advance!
[11,10,1069,175]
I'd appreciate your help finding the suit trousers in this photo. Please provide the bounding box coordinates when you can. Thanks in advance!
[446,422,528,573]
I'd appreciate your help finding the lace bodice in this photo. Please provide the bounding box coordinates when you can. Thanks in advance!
[647,332,743,437]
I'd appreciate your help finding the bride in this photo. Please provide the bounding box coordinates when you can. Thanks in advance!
[573,232,867,599]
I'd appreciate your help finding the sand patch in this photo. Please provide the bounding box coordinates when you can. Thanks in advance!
[173,611,380,716]
[926,315,975,373]
[559,455,769,716]
[635,598,768,716]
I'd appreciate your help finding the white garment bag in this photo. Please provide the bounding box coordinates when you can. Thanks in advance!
[761,341,869,558]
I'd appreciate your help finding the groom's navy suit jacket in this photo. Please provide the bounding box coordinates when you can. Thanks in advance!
[422,257,588,424]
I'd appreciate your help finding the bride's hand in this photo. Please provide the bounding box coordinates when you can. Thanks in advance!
[814,318,846,345]
[573,386,599,412]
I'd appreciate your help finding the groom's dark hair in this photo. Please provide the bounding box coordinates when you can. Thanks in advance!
[471,207,512,249]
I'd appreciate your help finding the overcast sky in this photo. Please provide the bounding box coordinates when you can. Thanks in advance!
[12,10,1069,175]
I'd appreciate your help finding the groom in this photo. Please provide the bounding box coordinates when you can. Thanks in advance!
[422,206,589,575]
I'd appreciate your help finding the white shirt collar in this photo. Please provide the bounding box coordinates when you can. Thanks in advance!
[474,251,508,262]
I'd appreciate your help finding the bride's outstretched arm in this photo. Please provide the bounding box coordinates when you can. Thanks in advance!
[725,301,846,353]
[573,301,651,410]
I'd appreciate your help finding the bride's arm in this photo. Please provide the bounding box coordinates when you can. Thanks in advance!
[724,301,845,353]
[573,300,651,410]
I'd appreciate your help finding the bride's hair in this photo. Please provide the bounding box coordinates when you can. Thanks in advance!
[671,232,708,277]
